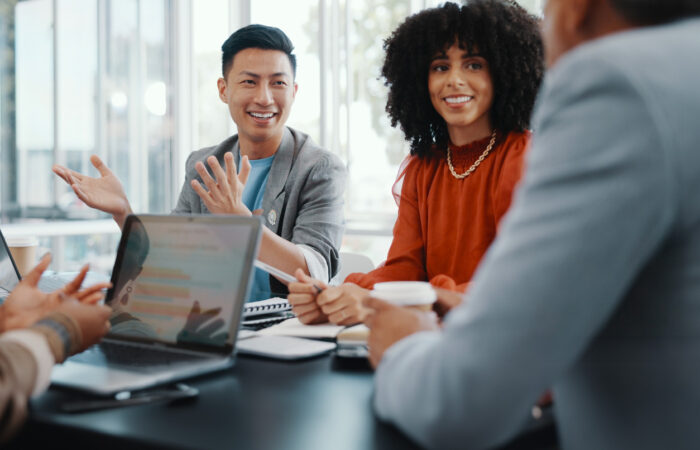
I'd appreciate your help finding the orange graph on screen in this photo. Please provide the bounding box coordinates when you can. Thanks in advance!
[135,282,190,299]
[130,301,193,317]
[139,267,191,280]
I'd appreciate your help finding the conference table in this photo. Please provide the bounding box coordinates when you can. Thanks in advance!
[14,353,557,449]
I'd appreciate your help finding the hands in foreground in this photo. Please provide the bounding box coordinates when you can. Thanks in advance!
[52,155,132,227]
[315,283,371,325]
[0,254,112,333]
[191,152,253,216]
[288,273,371,326]
[432,287,465,318]
[288,270,329,324]
[363,297,439,369]
[53,300,113,353]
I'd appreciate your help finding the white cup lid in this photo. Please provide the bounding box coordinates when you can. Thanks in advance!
[370,281,436,305]
[6,236,39,247]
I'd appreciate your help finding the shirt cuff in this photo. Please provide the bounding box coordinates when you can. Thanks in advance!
[0,329,56,397]
[373,330,441,420]
[297,244,329,282]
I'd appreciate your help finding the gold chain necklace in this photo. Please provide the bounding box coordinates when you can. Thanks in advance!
[446,130,497,180]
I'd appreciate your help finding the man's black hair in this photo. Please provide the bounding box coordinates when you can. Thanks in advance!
[609,0,700,25]
[221,24,297,78]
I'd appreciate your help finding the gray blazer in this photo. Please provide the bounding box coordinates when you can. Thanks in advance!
[173,127,346,279]
[373,18,700,450]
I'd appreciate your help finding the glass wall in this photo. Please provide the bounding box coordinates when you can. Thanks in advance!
[56,0,98,216]
[192,0,230,151]
[0,0,544,272]
[15,0,54,208]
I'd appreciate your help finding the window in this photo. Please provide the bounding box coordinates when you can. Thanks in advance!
[191,0,230,151]
[3,0,173,272]
[0,0,544,272]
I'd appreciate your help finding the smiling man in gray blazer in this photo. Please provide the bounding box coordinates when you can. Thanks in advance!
[54,25,345,301]
[362,0,700,448]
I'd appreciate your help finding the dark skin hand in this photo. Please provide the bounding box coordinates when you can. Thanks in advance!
[0,253,112,332]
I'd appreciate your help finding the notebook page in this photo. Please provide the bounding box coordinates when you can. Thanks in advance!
[257,318,345,339]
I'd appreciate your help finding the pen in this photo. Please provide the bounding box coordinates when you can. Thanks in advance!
[254,260,323,293]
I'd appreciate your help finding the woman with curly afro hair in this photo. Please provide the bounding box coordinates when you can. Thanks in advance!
[288,0,543,325]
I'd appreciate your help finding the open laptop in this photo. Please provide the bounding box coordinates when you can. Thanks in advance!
[50,214,262,395]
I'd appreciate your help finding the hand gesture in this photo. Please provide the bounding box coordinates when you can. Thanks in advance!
[53,300,112,354]
[363,297,439,368]
[288,269,329,324]
[316,283,370,326]
[0,254,112,332]
[53,155,132,226]
[176,300,228,345]
[191,152,252,216]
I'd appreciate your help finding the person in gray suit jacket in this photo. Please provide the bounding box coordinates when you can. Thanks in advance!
[362,0,700,448]
[53,25,346,301]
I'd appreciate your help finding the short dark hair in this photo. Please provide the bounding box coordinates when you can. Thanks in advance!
[221,24,297,78]
[609,0,700,25]
[381,1,544,158]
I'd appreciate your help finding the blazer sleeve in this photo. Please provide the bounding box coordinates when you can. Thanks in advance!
[290,152,347,279]
[172,152,199,214]
[372,52,676,448]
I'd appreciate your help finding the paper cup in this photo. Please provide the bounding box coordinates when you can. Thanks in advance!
[7,236,39,277]
[370,281,436,311]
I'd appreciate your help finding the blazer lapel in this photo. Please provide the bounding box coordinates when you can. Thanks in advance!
[261,128,296,233]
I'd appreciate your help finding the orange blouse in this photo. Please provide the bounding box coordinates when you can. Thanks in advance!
[346,131,530,292]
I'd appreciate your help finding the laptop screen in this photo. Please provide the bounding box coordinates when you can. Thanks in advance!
[107,215,261,350]
[0,230,21,298]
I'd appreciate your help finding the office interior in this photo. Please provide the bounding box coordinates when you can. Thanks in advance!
[0,0,542,270]
[0,1,551,448]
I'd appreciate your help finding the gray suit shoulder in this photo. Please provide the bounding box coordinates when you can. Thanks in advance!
[287,127,345,174]
[555,18,700,76]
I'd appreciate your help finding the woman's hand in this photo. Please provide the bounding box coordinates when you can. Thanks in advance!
[316,283,371,326]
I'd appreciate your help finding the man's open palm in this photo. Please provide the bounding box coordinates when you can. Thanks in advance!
[53,155,132,225]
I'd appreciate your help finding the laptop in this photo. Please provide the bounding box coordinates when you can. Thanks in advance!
[0,228,72,299]
[50,214,262,395]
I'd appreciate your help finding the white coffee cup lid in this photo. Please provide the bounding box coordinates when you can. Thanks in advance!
[370,281,436,305]
[6,236,39,247]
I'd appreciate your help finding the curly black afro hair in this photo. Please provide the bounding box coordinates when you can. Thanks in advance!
[381,0,544,157]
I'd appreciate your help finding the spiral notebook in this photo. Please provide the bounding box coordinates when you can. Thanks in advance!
[243,297,291,318]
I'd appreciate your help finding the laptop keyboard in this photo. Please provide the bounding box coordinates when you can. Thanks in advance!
[71,341,212,367]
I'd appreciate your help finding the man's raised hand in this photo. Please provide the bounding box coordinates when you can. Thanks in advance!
[52,155,132,227]
[191,152,252,216]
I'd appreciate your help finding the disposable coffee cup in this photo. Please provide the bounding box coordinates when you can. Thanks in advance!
[370,281,436,311]
[7,236,39,277]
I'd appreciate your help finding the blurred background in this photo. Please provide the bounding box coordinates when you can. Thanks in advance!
[0,0,542,275]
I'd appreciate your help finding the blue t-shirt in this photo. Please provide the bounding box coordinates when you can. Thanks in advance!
[239,154,274,302]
